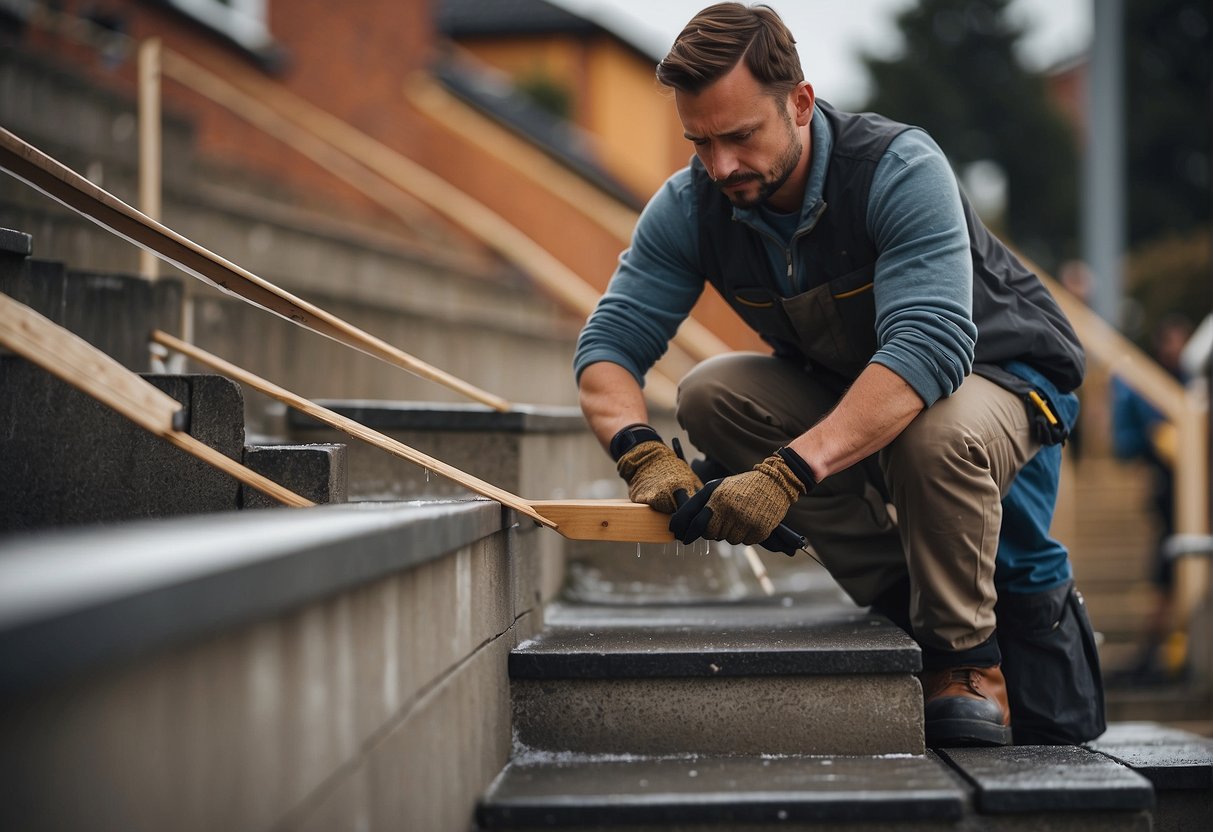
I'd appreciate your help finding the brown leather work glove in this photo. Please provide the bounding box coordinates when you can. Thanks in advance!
[616,440,704,514]
[669,449,813,545]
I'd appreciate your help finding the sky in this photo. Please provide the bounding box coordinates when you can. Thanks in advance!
[547,0,1092,108]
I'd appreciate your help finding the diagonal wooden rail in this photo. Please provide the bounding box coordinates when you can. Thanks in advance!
[0,294,313,508]
[151,330,678,542]
[0,126,511,412]
[155,47,685,408]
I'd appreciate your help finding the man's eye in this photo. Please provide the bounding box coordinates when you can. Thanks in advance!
[691,138,708,147]
[735,131,754,142]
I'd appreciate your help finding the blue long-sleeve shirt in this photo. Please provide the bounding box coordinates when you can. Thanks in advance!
[575,104,978,407]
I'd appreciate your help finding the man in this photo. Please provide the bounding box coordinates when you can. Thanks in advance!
[575,2,1104,747]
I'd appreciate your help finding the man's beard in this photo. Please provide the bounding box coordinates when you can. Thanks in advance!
[716,116,802,209]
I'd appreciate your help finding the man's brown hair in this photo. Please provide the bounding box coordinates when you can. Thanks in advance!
[656,3,803,97]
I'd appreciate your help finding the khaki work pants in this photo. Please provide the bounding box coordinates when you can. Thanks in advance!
[676,353,1041,653]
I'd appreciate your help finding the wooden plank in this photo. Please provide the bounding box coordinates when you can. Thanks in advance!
[526,499,674,544]
[0,126,511,413]
[0,292,182,435]
[151,330,556,528]
[138,36,161,281]
[0,294,311,508]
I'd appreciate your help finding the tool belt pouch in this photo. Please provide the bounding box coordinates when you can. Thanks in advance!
[995,580,1107,744]
[976,365,1070,446]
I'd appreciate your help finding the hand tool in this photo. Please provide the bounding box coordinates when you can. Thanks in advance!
[672,439,809,557]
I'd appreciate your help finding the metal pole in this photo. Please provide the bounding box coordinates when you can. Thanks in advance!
[1082,0,1125,326]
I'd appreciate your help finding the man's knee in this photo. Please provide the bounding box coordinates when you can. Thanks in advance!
[675,354,743,430]
[882,411,982,490]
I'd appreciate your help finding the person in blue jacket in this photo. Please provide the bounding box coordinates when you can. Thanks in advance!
[575,2,1103,746]
[1109,314,1192,683]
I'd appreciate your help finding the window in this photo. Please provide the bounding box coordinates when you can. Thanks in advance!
[164,0,272,53]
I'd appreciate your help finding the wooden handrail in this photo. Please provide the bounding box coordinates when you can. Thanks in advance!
[157,47,684,407]
[1039,269,1210,627]
[0,126,512,412]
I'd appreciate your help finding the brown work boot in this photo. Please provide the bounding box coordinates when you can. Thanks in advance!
[922,665,1012,747]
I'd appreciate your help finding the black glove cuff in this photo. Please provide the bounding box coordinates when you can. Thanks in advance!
[609,423,663,462]
[776,446,818,492]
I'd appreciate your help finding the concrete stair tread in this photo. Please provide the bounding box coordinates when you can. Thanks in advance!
[512,601,920,678]
[936,745,1154,814]
[477,753,966,828]
[1090,722,1213,790]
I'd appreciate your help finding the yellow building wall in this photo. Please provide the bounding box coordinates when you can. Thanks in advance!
[585,42,688,197]
[457,36,690,201]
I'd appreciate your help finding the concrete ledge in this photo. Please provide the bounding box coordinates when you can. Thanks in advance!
[0,500,504,698]
[0,227,32,256]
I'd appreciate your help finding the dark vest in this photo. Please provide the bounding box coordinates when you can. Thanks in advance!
[693,102,1085,393]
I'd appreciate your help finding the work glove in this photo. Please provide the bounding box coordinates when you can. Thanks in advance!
[616,438,703,515]
[669,447,815,545]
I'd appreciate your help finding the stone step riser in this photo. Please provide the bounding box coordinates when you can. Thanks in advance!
[511,674,924,757]
[509,603,924,758]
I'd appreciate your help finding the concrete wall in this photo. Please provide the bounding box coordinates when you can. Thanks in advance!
[0,502,549,832]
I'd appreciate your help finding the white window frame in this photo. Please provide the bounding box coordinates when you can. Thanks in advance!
[164,0,272,52]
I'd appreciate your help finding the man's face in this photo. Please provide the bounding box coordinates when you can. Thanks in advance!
[676,62,808,210]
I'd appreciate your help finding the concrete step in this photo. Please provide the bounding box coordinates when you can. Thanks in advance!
[0,358,346,529]
[509,601,923,757]
[477,737,1196,831]
[0,256,184,372]
[477,753,967,830]
[241,442,348,509]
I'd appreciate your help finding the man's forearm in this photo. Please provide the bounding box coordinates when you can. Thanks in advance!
[578,361,651,452]
[788,362,925,481]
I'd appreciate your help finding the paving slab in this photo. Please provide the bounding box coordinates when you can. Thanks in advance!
[1089,722,1213,790]
[477,753,965,828]
[937,745,1155,814]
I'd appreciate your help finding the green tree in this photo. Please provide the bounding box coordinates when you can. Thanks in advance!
[860,0,1079,269]
[1124,0,1211,247]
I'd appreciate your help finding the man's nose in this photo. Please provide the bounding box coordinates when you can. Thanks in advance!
[704,144,738,181]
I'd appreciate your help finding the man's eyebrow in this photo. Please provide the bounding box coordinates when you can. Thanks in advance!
[683,123,761,142]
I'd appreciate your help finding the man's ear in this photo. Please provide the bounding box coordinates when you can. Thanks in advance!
[793,82,815,127]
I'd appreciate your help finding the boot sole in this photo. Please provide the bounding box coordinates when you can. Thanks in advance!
[926,717,1012,748]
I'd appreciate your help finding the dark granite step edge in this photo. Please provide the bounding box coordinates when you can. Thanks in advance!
[477,755,966,828]
[936,745,1156,814]
[509,646,920,679]
[478,789,964,827]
